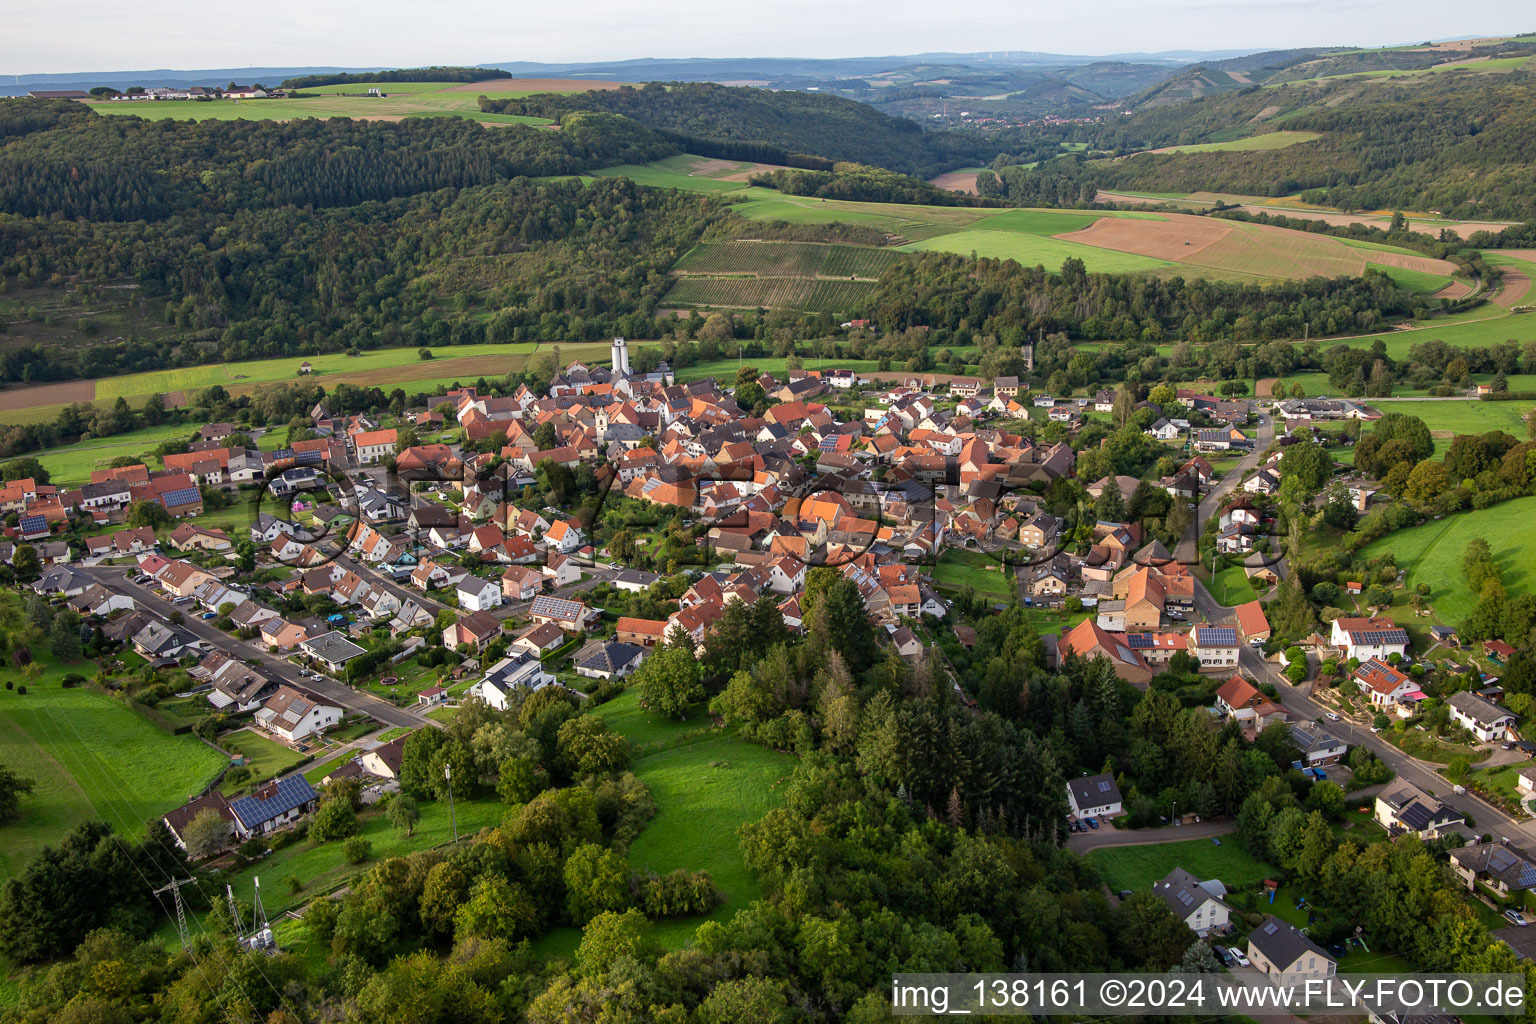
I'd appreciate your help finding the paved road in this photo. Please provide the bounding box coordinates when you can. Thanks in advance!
[78,565,428,731]
[1238,643,1536,846]
[1173,413,1276,566]
[1068,818,1236,854]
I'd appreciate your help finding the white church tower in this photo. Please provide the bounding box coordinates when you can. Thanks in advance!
[611,336,630,377]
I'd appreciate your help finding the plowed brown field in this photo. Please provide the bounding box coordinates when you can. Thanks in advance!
[0,379,94,412]
[1055,213,1456,281]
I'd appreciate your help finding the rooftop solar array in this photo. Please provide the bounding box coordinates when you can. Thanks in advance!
[162,487,201,508]
[1195,626,1238,645]
[1176,890,1195,907]
[18,514,46,533]
[229,774,317,829]
[1348,628,1408,644]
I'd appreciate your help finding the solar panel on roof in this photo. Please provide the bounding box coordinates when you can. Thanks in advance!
[19,515,45,532]
[228,774,316,828]
[162,487,200,507]
[1127,634,1155,649]
[1176,890,1195,907]
[1263,921,1279,935]
[1097,780,1112,792]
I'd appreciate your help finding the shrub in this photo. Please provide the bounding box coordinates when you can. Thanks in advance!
[61,673,86,688]
[343,836,372,864]
[16,685,25,695]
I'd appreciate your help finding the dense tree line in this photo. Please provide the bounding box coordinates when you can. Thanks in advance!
[866,250,1420,343]
[747,164,1003,207]
[480,82,998,178]
[0,99,674,221]
[0,174,730,383]
[281,67,512,89]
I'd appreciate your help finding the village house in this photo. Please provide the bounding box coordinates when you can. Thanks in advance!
[254,686,342,743]
[1066,773,1123,820]
[573,639,646,679]
[1246,915,1336,987]
[1447,691,1518,743]
[1330,616,1409,662]
[512,621,568,657]
[444,610,504,651]
[1373,781,1465,839]
[1152,867,1233,938]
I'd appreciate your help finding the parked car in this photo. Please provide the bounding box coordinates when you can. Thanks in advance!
[1505,909,1529,928]
[1086,817,1099,830]
[1325,712,1341,721]
[1228,947,1250,967]
[1216,947,1235,968]
[200,611,217,620]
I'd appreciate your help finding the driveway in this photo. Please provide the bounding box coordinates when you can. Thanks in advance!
[1067,817,1236,853]
[1174,413,1276,566]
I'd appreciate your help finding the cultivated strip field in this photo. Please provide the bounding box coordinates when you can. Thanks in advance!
[1140,130,1323,155]
[1054,212,1457,282]
[665,239,898,312]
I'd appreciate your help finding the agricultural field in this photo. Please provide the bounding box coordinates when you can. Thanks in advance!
[1359,496,1536,623]
[29,421,205,485]
[1085,835,1274,892]
[673,240,898,279]
[1368,399,1535,437]
[1142,130,1323,155]
[664,276,876,314]
[591,154,781,193]
[82,79,581,126]
[0,658,226,886]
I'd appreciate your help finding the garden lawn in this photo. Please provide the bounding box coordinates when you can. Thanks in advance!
[0,672,226,886]
[591,688,713,755]
[1085,837,1275,892]
[1204,564,1259,607]
[1358,496,1536,623]
[220,728,306,795]
[932,548,1015,601]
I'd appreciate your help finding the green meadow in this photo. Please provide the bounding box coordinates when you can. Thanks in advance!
[1359,495,1536,623]
[0,656,226,886]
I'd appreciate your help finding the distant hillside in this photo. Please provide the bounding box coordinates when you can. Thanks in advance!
[986,68,1536,220]
[482,82,998,178]
[281,67,511,89]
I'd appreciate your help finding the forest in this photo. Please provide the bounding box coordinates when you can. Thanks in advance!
[280,67,512,89]
[479,82,997,178]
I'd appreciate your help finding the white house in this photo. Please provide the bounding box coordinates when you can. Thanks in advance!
[1447,691,1518,743]
[1290,723,1348,766]
[1066,773,1123,820]
[472,652,555,710]
[1190,626,1240,670]
[351,428,397,465]
[1353,659,1416,710]
[253,686,342,743]
[1373,781,1465,839]
[543,518,584,553]
[1330,617,1409,662]
[457,576,504,612]
[1152,867,1233,937]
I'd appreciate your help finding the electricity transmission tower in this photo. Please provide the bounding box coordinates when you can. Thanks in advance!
[154,878,197,951]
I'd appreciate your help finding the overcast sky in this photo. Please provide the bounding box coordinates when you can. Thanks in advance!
[4,0,1531,76]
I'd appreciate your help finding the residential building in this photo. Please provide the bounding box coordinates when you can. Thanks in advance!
[1066,772,1123,820]
[1152,867,1233,937]
[1289,723,1347,766]
[1373,781,1465,839]
[1330,617,1409,662]
[298,631,367,674]
[457,575,504,612]
[529,595,594,632]
[1246,915,1336,986]
[511,621,566,657]
[254,686,342,743]
[573,639,645,679]
[1354,659,1415,710]
[473,652,556,710]
[227,775,320,839]
[1190,625,1240,670]
[1450,841,1536,895]
[1447,691,1518,743]
[444,610,503,651]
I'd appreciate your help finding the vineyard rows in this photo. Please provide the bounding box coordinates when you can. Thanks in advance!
[672,240,897,279]
[664,276,876,313]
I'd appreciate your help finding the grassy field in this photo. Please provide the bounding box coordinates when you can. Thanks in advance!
[1366,399,1535,436]
[932,548,1015,601]
[1085,835,1275,892]
[1147,131,1323,155]
[0,665,226,886]
[1359,496,1536,623]
[591,687,792,947]
[85,82,556,126]
[1369,263,1455,294]
[901,226,1171,274]
[28,421,200,485]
